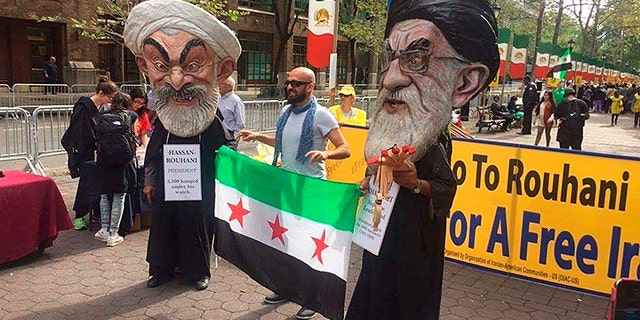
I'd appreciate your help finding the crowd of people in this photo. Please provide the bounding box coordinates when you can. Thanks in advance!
[478,77,640,150]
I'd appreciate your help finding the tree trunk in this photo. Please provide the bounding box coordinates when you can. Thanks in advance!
[552,0,564,45]
[272,0,298,84]
[533,0,546,66]
[589,1,601,56]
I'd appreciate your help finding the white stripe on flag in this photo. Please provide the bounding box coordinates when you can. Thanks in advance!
[215,182,352,281]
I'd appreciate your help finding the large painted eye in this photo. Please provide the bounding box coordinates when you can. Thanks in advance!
[154,62,169,72]
[185,62,200,73]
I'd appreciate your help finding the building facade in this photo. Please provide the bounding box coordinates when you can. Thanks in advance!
[0,0,372,86]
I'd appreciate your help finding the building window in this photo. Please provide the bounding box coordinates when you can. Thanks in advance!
[295,0,309,16]
[238,33,273,83]
[238,0,273,12]
[337,42,348,82]
[293,37,309,68]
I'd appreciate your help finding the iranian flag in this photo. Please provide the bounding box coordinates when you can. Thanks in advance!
[509,34,529,79]
[497,28,511,77]
[533,43,552,79]
[547,47,571,79]
[307,0,335,68]
[214,146,360,320]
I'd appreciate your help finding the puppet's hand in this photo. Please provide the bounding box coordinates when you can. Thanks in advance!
[359,176,370,195]
[144,186,155,203]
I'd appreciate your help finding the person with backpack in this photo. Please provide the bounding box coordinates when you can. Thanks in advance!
[61,76,119,231]
[94,92,138,247]
[554,88,590,150]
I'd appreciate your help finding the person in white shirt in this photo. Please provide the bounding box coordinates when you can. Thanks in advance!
[218,77,245,136]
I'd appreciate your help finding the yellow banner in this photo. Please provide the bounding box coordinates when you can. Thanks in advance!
[326,124,368,183]
[447,139,640,294]
[546,77,560,88]
[490,69,500,88]
[575,75,583,86]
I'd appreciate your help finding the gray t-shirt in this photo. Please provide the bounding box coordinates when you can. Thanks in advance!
[280,104,339,179]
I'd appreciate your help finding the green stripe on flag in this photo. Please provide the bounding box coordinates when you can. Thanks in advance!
[215,146,360,232]
[512,34,529,49]
[498,28,511,43]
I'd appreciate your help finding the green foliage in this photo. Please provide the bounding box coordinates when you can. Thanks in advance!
[29,0,245,45]
[339,0,387,54]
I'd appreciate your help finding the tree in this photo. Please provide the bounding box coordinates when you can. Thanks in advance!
[30,0,244,46]
[340,0,387,55]
[272,0,299,84]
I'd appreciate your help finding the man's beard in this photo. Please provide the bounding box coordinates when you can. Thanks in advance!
[364,83,452,167]
[154,84,219,137]
[287,88,307,105]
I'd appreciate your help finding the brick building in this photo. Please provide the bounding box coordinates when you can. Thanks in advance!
[0,0,374,86]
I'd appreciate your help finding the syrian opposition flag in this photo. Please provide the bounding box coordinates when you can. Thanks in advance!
[497,28,511,77]
[214,146,360,320]
[547,47,571,79]
[307,0,336,68]
[509,34,529,79]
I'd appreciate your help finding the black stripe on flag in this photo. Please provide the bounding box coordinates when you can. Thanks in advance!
[214,219,346,320]
[546,62,572,77]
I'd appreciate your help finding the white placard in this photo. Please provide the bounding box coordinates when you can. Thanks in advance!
[163,144,202,201]
[352,176,399,256]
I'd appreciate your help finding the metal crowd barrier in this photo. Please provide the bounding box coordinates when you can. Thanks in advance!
[0,84,11,108]
[12,84,72,112]
[120,84,150,94]
[0,107,37,173]
[31,106,74,176]
[0,97,378,176]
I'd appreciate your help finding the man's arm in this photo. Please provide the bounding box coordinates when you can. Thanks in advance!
[236,130,276,146]
[235,99,246,131]
[305,127,350,163]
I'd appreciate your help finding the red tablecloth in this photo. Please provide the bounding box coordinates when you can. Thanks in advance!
[0,170,72,264]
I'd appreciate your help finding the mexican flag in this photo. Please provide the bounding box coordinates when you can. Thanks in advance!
[509,34,529,79]
[547,47,572,79]
[307,0,336,68]
[497,28,511,77]
[214,146,360,320]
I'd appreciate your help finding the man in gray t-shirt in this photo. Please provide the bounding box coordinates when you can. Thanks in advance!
[236,66,351,319]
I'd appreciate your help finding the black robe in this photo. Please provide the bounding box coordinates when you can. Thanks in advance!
[145,115,232,280]
[346,138,457,320]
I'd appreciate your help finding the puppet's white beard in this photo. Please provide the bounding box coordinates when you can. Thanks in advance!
[154,84,219,138]
[365,86,451,167]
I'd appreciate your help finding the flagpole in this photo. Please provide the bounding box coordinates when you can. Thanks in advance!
[568,39,575,86]
[328,1,340,107]
[500,32,513,106]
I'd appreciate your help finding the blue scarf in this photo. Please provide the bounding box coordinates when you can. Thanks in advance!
[272,97,317,166]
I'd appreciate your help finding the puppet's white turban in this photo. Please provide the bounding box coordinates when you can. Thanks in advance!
[123,0,241,60]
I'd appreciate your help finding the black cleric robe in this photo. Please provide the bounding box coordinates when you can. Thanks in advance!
[145,113,233,280]
[346,135,457,320]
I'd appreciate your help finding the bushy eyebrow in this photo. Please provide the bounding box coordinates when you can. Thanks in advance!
[180,39,205,64]
[400,38,431,53]
[143,38,170,62]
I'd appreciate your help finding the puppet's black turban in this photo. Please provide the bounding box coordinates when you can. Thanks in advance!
[385,0,500,88]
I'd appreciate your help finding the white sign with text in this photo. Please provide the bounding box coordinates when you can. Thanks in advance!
[163,144,202,201]
[352,176,399,256]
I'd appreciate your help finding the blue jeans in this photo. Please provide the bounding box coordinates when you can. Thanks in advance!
[100,193,126,233]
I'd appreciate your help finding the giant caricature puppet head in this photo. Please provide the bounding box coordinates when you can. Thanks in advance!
[365,0,500,163]
[123,0,241,137]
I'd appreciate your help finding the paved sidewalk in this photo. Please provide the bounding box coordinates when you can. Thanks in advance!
[1,112,637,319]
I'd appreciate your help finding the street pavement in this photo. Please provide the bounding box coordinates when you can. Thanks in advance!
[1,112,638,320]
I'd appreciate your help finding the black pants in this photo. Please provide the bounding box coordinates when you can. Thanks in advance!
[634,112,640,127]
[521,105,534,133]
[559,136,583,150]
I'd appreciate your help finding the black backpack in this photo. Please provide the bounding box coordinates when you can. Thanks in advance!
[95,110,136,165]
[563,100,585,132]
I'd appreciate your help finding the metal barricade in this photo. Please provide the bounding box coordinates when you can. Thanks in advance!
[31,105,74,176]
[12,84,72,112]
[120,84,150,94]
[0,84,11,107]
[0,107,36,173]
[260,100,282,132]
[243,101,263,132]
[70,84,97,104]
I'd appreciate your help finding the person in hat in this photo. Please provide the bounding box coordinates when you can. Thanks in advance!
[554,88,590,150]
[328,85,367,126]
[346,0,499,319]
[123,0,240,291]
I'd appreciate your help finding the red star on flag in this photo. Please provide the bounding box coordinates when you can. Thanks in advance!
[311,230,329,264]
[228,199,250,227]
[267,215,288,246]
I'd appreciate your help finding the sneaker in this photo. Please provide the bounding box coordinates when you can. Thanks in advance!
[73,218,86,230]
[295,307,316,320]
[94,229,109,242]
[106,233,124,247]
[264,293,286,304]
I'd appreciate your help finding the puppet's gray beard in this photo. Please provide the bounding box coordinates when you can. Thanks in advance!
[155,84,219,138]
[365,86,451,166]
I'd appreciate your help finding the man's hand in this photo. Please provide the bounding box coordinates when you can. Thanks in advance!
[235,130,257,142]
[144,186,155,203]
[305,150,328,163]
[392,160,420,190]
